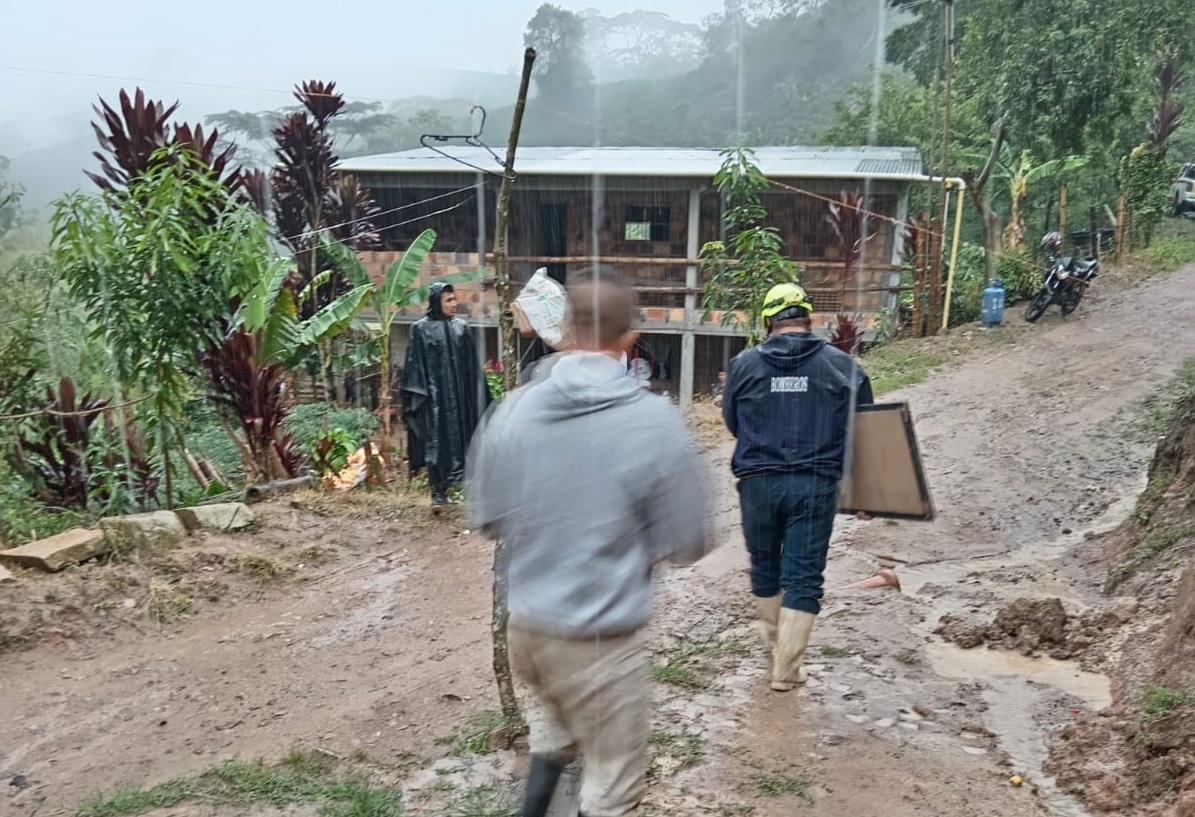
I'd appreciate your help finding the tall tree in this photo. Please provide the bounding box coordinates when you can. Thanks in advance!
[524,4,593,103]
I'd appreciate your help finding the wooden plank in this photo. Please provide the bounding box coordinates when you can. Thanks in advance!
[839,402,935,520]
[486,254,899,271]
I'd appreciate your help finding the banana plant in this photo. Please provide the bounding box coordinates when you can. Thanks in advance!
[240,257,373,368]
[322,228,479,460]
[962,146,1089,251]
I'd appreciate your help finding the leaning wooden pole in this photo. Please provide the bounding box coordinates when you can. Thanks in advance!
[495,48,536,393]
[491,46,536,752]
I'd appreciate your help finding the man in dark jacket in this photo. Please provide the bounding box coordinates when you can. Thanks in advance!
[401,282,488,512]
[722,282,873,692]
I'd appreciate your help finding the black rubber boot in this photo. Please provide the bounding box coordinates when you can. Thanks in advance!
[523,755,566,817]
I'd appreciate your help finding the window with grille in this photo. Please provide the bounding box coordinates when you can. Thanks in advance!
[624,205,670,242]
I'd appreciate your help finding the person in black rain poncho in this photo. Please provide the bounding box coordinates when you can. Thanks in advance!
[401,282,489,512]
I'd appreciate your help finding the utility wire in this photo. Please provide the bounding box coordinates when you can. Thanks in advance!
[276,185,475,245]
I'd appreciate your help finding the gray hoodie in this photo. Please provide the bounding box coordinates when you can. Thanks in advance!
[467,352,713,639]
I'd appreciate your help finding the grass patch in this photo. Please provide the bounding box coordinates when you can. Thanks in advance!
[818,644,850,659]
[75,750,403,817]
[895,648,920,665]
[648,727,706,772]
[1141,522,1195,557]
[1134,357,1195,440]
[651,657,709,691]
[1141,232,1195,273]
[1140,685,1195,723]
[751,771,813,800]
[861,340,952,395]
[447,710,506,755]
[651,635,752,692]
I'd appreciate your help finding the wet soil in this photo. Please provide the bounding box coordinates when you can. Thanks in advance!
[3,263,1195,816]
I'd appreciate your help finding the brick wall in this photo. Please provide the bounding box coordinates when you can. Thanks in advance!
[358,251,879,332]
[358,250,499,319]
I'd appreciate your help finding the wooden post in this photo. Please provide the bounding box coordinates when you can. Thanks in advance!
[495,48,536,393]
[679,188,701,409]
[1059,186,1068,252]
[941,185,967,332]
[1089,206,1100,259]
[1115,193,1125,264]
[927,217,944,335]
[911,220,927,337]
[491,46,536,753]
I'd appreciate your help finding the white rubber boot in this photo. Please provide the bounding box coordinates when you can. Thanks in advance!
[771,608,816,692]
[757,594,783,651]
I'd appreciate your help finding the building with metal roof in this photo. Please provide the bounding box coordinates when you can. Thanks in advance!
[344,144,944,406]
[337,145,926,181]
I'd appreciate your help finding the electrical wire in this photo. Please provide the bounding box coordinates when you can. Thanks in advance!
[275,185,475,245]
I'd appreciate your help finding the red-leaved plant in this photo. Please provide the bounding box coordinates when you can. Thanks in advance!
[828,313,864,356]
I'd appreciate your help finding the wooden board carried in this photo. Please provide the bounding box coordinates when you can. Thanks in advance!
[838,402,935,521]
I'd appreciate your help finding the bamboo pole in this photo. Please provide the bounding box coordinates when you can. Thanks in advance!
[941,185,967,331]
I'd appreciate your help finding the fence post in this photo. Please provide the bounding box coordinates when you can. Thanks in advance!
[1059,186,1068,252]
[1115,194,1125,264]
[927,218,944,335]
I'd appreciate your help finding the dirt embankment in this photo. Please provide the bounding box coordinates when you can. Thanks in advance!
[1043,394,1195,816]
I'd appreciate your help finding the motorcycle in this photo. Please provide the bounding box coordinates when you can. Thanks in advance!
[1024,231,1099,323]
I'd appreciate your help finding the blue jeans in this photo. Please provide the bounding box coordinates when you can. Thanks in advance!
[737,473,839,615]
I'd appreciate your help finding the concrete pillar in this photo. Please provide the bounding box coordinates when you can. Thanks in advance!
[679,188,702,408]
[889,186,912,312]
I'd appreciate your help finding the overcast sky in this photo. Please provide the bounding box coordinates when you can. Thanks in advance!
[1,0,725,148]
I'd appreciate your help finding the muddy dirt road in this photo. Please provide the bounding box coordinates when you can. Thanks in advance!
[3,263,1195,817]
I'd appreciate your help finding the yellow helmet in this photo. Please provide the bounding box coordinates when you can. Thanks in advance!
[760,282,814,321]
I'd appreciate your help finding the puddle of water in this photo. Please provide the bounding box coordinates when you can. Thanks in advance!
[926,641,1105,817]
[924,642,1111,711]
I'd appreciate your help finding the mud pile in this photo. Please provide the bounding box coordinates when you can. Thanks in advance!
[934,596,1130,661]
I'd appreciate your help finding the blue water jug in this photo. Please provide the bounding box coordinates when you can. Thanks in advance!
[982,277,1006,326]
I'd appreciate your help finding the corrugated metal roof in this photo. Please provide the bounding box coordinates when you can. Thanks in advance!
[337,145,925,180]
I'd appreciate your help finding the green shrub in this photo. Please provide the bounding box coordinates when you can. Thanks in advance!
[996,248,1041,303]
[0,463,89,545]
[946,242,986,326]
[185,417,244,485]
[283,403,379,454]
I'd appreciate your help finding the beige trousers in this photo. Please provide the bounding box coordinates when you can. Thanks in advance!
[509,626,650,817]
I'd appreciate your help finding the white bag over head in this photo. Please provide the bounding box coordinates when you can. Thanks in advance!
[514,268,569,349]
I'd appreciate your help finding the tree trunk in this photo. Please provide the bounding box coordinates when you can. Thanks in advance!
[962,122,1007,281]
[491,536,526,749]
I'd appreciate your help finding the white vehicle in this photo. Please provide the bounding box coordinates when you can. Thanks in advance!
[1171,162,1195,217]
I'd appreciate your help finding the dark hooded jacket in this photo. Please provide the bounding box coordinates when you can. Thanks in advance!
[722,332,873,480]
[400,283,489,484]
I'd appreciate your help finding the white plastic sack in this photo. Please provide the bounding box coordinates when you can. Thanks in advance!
[515,268,568,349]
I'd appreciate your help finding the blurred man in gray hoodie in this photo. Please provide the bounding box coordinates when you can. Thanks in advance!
[467,266,713,817]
